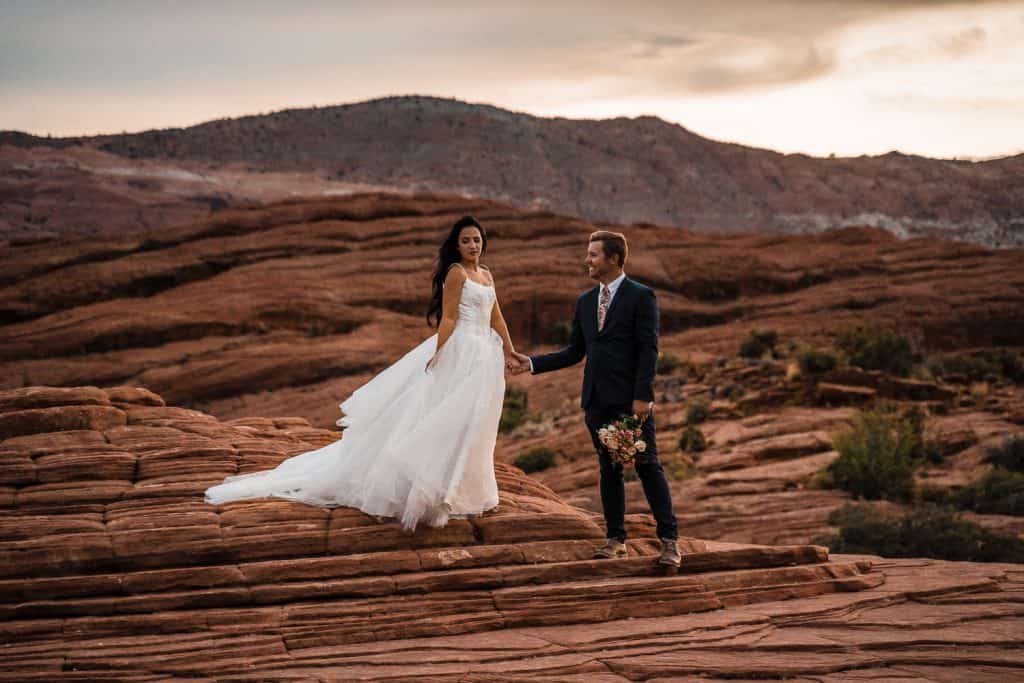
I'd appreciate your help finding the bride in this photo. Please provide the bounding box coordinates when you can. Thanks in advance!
[204,215,518,531]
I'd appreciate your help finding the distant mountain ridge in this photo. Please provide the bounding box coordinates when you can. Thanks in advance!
[3,95,1023,246]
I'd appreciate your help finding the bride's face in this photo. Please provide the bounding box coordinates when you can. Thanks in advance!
[457,227,483,263]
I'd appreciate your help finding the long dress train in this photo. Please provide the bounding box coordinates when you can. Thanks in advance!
[204,278,505,531]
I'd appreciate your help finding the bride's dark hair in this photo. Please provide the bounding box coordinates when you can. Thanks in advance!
[427,215,488,328]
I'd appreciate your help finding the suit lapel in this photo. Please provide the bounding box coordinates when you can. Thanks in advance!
[584,286,600,337]
[597,277,630,336]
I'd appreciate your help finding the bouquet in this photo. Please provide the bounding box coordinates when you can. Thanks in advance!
[597,414,648,466]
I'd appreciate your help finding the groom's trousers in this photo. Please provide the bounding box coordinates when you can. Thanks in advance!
[584,402,678,542]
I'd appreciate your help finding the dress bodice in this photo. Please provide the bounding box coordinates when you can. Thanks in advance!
[454,278,496,333]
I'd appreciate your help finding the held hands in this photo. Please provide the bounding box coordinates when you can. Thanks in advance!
[505,351,532,375]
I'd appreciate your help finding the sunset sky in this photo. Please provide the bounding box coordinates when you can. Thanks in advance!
[2,0,1022,159]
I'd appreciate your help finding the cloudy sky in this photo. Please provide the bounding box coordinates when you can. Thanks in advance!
[2,0,1022,158]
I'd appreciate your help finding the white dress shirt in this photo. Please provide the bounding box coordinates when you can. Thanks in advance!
[598,272,627,320]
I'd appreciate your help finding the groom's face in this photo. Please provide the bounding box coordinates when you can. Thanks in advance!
[585,241,617,281]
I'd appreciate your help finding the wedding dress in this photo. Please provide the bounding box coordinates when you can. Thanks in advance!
[204,277,506,531]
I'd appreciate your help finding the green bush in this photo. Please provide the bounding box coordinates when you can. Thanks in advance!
[739,329,778,359]
[686,400,709,425]
[929,349,1024,384]
[720,383,744,400]
[900,405,944,464]
[514,447,559,473]
[818,503,1024,563]
[656,352,683,375]
[927,354,994,383]
[664,455,695,480]
[499,386,529,433]
[797,348,839,375]
[827,408,920,502]
[951,467,1024,516]
[549,320,573,345]
[991,349,1024,383]
[836,325,918,377]
[985,435,1024,473]
[691,279,739,303]
[678,426,707,452]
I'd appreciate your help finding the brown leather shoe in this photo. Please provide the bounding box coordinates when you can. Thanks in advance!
[592,539,628,559]
[657,538,682,568]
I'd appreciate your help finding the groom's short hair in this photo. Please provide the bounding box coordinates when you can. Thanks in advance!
[589,230,628,267]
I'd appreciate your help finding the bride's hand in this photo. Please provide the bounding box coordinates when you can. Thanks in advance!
[503,350,518,370]
[505,351,529,375]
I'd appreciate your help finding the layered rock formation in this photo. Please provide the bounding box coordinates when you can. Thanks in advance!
[2,193,1022,550]
[3,386,1023,681]
[4,96,1023,246]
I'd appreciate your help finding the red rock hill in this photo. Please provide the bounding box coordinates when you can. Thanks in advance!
[3,96,1023,246]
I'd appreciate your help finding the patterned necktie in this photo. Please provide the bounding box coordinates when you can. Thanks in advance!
[598,284,611,331]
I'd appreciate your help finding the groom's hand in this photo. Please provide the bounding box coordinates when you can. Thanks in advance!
[632,400,653,420]
[511,351,532,375]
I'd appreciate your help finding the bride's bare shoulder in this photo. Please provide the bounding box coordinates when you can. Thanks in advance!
[443,262,468,286]
[479,264,495,285]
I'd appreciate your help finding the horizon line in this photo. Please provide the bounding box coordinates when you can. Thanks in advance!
[3,94,1022,164]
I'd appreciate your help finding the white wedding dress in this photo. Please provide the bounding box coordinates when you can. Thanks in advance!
[204,277,505,531]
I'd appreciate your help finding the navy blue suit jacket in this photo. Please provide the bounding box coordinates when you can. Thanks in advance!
[530,277,659,410]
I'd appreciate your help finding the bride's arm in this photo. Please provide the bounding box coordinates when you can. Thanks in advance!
[485,269,516,356]
[429,265,467,368]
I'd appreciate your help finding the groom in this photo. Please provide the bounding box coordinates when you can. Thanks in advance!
[512,231,680,567]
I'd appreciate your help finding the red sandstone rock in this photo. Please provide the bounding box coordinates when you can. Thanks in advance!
[0,387,1018,681]
[0,193,1022,679]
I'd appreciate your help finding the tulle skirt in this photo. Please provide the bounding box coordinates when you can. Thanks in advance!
[204,325,506,531]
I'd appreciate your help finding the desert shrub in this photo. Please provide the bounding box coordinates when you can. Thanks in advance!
[916,485,953,506]
[678,426,707,452]
[818,503,1024,563]
[691,279,739,303]
[798,348,839,375]
[664,455,696,480]
[686,400,709,425]
[951,468,1024,516]
[902,404,925,439]
[929,349,1024,385]
[927,354,995,383]
[919,438,946,465]
[499,386,529,433]
[720,383,744,400]
[836,325,918,377]
[969,381,991,404]
[548,320,573,345]
[827,408,920,502]
[738,329,778,359]
[899,405,943,464]
[985,435,1024,473]
[991,349,1024,383]
[657,352,683,375]
[514,447,559,473]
